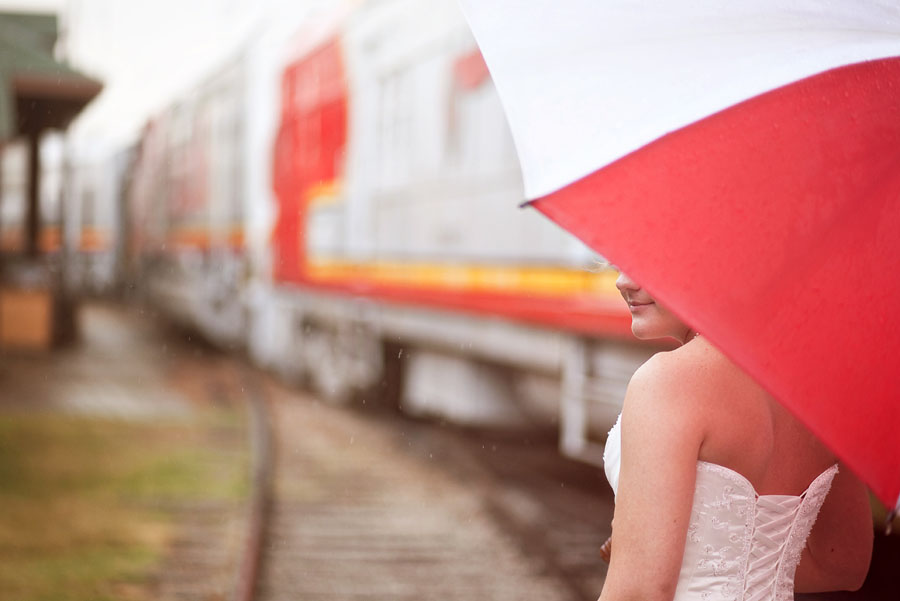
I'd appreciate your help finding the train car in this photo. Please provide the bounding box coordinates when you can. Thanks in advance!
[127,0,662,465]
[129,56,250,347]
[62,140,135,296]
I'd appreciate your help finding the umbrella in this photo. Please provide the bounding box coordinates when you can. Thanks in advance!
[458,0,900,514]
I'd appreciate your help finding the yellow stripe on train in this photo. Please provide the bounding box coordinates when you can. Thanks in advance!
[306,258,620,298]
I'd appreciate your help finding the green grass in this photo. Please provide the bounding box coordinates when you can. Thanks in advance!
[0,411,247,601]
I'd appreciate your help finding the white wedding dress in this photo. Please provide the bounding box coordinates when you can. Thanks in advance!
[603,415,837,601]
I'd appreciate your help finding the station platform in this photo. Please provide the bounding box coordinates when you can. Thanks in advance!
[0,303,250,601]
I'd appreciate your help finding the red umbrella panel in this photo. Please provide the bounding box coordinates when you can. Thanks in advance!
[534,58,900,512]
[459,0,900,512]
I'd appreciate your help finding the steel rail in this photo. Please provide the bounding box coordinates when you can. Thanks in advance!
[231,370,274,601]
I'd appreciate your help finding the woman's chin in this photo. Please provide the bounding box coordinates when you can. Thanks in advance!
[631,321,686,343]
[630,321,656,340]
[630,320,674,342]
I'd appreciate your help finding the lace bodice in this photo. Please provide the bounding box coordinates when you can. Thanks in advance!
[603,415,837,601]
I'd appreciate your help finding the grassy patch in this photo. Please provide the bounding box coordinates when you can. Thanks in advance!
[0,411,247,601]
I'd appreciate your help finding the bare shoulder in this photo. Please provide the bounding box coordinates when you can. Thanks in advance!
[626,336,730,415]
[623,336,763,456]
[621,340,707,452]
[615,339,729,502]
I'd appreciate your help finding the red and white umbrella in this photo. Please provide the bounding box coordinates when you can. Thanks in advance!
[459,0,900,513]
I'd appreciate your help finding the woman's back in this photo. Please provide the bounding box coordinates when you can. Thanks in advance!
[605,406,839,601]
[602,338,871,600]
[681,338,838,497]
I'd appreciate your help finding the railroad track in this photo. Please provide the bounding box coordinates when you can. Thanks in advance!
[243,380,614,601]
[139,319,897,601]
[165,352,898,601]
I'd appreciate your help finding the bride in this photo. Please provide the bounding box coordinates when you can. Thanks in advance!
[599,271,873,601]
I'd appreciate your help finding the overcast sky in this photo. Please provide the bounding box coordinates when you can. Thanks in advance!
[0,0,63,11]
[2,0,317,154]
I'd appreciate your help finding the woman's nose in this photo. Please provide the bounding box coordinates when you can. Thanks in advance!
[615,271,639,293]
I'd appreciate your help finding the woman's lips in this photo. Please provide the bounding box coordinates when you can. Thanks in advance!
[627,300,654,312]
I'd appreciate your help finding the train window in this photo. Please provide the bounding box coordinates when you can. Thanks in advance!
[447,64,517,176]
[376,70,415,190]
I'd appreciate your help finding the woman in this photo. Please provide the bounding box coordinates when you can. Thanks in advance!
[599,271,873,601]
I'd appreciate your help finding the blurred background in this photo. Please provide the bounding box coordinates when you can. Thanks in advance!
[0,1,894,600]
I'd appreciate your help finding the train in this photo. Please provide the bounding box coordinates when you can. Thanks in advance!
[63,0,663,466]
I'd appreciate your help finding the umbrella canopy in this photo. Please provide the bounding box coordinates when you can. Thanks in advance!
[459,0,900,512]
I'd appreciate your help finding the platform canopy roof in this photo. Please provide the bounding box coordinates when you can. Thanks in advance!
[0,12,102,140]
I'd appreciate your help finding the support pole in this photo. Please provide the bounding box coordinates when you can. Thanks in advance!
[0,142,5,254]
[25,129,41,258]
[560,337,588,458]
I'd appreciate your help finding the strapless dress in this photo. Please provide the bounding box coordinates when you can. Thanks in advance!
[603,414,837,601]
